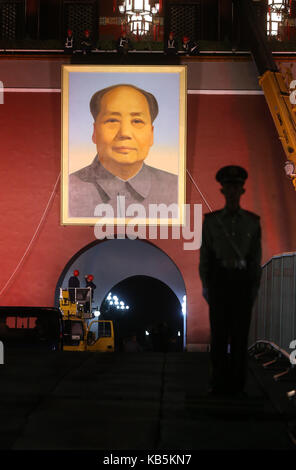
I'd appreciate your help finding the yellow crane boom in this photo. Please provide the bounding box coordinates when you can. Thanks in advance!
[259,70,296,189]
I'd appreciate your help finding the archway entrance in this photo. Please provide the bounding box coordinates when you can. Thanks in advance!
[55,239,187,349]
[100,275,184,352]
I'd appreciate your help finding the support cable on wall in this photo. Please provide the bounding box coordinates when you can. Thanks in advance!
[186,169,213,212]
[0,173,61,297]
[0,170,209,298]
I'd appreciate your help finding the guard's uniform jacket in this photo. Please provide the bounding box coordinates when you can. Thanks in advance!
[199,206,262,394]
[199,207,262,297]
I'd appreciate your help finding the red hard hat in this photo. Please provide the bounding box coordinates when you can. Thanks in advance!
[183,36,189,42]
[74,270,79,276]
[87,274,94,281]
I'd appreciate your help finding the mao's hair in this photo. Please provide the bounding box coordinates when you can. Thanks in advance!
[89,84,159,123]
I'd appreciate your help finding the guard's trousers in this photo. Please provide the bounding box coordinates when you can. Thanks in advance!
[208,268,253,393]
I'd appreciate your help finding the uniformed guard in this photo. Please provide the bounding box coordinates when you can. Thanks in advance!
[64,29,75,53]
[80,29,93,55]
[116,32,133,56]
[199,165,262,396]
[164,32,179,55]
[181,36,199,56]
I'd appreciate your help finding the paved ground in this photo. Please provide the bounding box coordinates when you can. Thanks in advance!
[0,350,295,452]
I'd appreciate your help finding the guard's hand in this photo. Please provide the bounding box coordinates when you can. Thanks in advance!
[202,287,209,303]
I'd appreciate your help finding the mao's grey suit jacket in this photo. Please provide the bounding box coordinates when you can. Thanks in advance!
[69,156,178,217]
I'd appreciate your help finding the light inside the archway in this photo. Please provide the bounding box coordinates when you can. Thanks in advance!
[182,295,187,316]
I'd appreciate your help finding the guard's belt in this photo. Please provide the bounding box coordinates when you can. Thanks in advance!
[220,259,247,270]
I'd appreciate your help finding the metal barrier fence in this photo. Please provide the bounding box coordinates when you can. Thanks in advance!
[249,252,296,354]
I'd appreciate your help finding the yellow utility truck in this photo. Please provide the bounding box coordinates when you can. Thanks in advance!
[59,288,114,352]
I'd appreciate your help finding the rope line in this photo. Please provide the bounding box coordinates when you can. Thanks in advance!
[186,169,213,212]
[0,173,61,297]
[1,170,207,297]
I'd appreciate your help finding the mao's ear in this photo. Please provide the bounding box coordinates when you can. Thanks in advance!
[150,125,154,146]
[92,123,96,145]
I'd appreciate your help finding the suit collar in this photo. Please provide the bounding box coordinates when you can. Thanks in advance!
[90,156,152,200]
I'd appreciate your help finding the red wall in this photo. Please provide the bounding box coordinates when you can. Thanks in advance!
[0,91,294,345]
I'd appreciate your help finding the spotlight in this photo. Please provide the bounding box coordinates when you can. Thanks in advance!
[287,390,296,399]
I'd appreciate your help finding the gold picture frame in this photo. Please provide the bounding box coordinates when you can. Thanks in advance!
[61,64,187,226]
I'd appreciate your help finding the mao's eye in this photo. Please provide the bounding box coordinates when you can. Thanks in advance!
[132,119,145,127]
[105,118,120,124]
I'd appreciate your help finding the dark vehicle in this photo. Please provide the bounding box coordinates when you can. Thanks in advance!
[0,306,63,351]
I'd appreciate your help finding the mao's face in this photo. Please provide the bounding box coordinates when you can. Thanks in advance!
[92,86,154,168]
